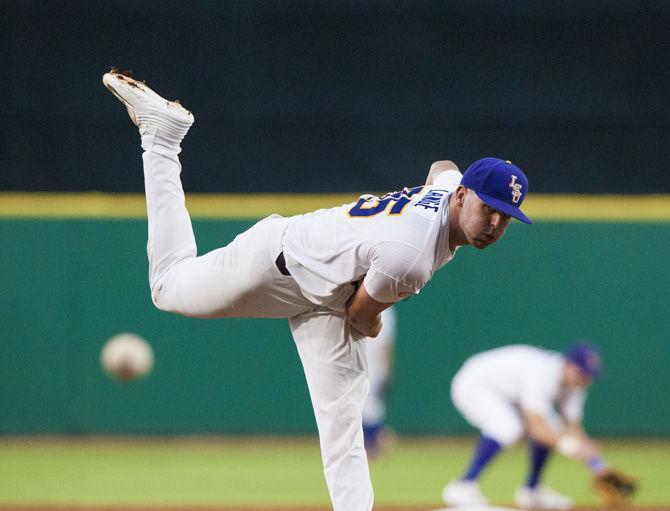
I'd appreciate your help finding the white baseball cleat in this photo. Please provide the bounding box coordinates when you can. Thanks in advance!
[442,479,489,507]
[102,68,194,144]
[514,485,573,510]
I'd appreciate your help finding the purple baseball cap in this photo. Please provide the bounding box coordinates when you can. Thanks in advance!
[565,342,602,378]
[461,158,531,224]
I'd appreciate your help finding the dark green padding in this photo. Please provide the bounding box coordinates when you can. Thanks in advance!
[1,219,668,434]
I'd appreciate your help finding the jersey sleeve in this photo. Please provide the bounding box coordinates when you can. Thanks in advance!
[559,389,587,423]
[518,366,557,418]
[432,170,463,190]
[363,241,427,303]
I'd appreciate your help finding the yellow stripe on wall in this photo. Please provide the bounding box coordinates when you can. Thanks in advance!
[0,193,362,219]
[1,192,670,221]
[523,194,670,221]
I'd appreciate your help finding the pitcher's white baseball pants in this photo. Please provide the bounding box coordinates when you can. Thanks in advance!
[141,134,373,511]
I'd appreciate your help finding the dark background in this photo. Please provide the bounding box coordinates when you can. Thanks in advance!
[3,0,668,193]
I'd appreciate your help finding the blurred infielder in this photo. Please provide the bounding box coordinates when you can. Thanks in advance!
[362,306,397,458]
[443,343,606,510]
[102,69,531,511]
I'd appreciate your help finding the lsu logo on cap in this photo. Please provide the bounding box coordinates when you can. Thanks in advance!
[509,175,523,204]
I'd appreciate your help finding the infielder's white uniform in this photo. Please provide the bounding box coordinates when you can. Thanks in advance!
[142,135,462,510]
[451,345,586,446]
[363,307,397,428]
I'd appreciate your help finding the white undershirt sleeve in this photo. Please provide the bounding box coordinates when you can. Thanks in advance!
[433,170,463,190]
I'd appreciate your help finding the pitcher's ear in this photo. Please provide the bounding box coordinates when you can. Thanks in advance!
[454,185,468,206]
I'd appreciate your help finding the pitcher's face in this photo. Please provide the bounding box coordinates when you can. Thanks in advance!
[460,189,511,249]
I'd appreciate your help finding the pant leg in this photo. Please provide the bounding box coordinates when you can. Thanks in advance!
[141,136,197,292]
[451,372,524,447]
[289,309,373,511]
[141,136,313,318]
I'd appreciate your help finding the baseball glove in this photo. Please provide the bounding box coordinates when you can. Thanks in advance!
[593,468,638,507]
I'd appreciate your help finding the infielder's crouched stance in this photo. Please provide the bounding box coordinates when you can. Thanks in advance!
[102,69,532,511]
[443,344,637,510]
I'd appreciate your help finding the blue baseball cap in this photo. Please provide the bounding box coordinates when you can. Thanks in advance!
[461,158,531,224]
[564,342,602,378]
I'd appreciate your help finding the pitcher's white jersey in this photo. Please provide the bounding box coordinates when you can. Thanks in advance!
[454,344,586,423]
[282,171,462,309]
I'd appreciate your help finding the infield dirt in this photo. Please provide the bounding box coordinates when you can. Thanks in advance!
[0,506,664,511]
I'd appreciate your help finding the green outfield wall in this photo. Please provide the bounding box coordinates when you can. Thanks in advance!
[1,195,669,435]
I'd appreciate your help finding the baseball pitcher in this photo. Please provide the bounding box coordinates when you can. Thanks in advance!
[102,69,532,511]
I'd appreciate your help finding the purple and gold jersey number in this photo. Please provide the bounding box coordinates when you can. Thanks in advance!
[348,186,424,217]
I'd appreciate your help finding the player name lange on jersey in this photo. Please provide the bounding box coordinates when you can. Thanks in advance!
[414,189,449,212]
